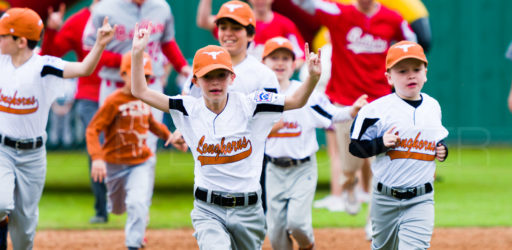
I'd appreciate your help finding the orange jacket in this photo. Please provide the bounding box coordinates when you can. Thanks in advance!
[86,90,170,165]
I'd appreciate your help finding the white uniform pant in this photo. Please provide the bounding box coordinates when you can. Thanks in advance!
[370,181,434,250]
[106,157,155,248]
[99,79,164,153]
[265,154,317,250]
[191,188,266,250]
[0,144,46,250]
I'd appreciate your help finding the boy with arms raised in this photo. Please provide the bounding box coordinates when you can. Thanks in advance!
[349,41,448,249]
[0,8,114,249]
[131,23,321,250]
[262,37,367,250]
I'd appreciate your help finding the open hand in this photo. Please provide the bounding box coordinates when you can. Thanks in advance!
[47,3,66,30]
[383,126,400,148]
[91,159,107,183]
[96,17,116,47]
[350,94,368,118]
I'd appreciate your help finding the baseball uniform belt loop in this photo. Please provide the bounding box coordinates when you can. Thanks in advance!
[194,187,258,207]
[377,182,433,200]
[265,155,311,168]
[0,134,44,150]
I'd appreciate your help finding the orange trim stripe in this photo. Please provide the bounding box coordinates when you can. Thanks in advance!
[0,105,38,114]
[198,145,252,166]
[386,150,435,161]
[268,132,302,138]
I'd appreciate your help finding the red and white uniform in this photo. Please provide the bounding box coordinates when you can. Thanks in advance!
[293,0,417,105]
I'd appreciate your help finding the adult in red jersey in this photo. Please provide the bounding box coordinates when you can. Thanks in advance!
[292,0,417,214]
[197,0,306,68]
[40,0,118,224]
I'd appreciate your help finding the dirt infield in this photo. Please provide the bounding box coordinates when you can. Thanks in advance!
[6,227,510,249]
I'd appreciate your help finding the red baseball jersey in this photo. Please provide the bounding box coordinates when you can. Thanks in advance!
[313,2,416,105]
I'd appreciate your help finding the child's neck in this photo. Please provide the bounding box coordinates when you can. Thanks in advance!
[10,49,33,68]
[254,9,273,22]
[205,95,228,114]
[279,78,291,92]
[230,51,247,66]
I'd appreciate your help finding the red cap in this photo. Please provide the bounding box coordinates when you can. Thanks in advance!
[262,36,295,60]
[215,1,256,28]
[193,45,234,78]
[120,51,153,76]
[0,8,43,41]
[386,41,428,70]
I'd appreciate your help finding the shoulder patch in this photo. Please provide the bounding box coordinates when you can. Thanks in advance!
[254,91,274,103]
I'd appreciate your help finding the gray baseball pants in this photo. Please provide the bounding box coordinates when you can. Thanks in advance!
[265,154,317,250]
[0,144,46,250]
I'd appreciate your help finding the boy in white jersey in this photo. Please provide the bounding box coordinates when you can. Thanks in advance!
[0,8,114,250]
[262,37,368,250]
[130,23,321,250]
[349,41,448,250]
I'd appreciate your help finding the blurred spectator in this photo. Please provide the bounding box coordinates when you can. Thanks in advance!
[40,0,110,224]
[197,0,306,68]
[48,78,77,148]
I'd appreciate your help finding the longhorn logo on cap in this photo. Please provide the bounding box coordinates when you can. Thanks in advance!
[272,37,289,45]
[395,44,415,52]
[225,3,243,12]
[203,51,224,60]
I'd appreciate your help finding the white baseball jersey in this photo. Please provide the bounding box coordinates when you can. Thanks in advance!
[0,54,66,138]
[351,93,448,187]
[265,80,352,159]
[183,55,279,96]
[169,91,285,193]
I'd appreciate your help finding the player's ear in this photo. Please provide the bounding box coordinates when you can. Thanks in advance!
[385,71,393,86]
[229,72,236,85]
[192,76,198,86]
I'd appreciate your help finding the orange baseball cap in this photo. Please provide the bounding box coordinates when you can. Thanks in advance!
[0,8,43,41]
[215,0,256,28]
[193,45,234,78]
[262,36,295,60]
[120,51,153,76]
[386,40,428,70]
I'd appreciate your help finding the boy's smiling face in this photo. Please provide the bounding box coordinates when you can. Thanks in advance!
[193,69,235,104]
[217,19,253,58]
[385,58,427,101]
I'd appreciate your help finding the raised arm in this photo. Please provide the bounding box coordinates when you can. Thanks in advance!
[196,0,216,31]
[284,43,321,110]
[131,23,170,113]
[63,17,115,78]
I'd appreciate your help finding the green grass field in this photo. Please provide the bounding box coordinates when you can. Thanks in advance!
[39,147,512,229]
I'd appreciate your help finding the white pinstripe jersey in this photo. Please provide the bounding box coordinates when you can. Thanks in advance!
[0,54,66,138]
[351,93,448,187]
[265,80,352,159]
[169,91,285,193]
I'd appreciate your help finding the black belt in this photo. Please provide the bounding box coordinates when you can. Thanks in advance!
[0,134,43,150]
[377,182,433,200]
[265,155,310,168]
[195,187,258,207]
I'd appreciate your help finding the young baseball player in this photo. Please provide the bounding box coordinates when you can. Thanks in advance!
[86,51,181,250]
[0,7,114,250]
[184,0,280,212]
[262,37,368,250]
[130,23,321,250]
[349,41,448,249]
